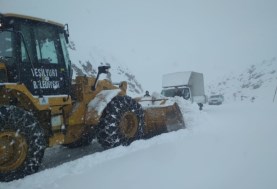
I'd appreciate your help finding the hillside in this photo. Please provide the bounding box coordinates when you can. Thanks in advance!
[69,42,277,102]
[68,41,144,97]
[207,58,277,103]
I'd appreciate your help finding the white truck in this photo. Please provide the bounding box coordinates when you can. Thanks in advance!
[161,71,207,110]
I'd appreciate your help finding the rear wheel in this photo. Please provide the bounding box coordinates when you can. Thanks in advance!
[0,106,46,182]
[96,96,144,149]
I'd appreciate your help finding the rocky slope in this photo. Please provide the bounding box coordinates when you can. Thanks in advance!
[207,57,277,103]
[68,41,144,97]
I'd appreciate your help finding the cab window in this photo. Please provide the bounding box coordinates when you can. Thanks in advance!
[34,24,59,64]
[0,31,13,58]
[19,21,63,65]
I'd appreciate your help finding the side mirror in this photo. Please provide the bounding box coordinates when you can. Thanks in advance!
[91,65,111,91]
[98,65,110,74]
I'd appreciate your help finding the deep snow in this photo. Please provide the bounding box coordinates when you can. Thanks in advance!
[1,99,277,189]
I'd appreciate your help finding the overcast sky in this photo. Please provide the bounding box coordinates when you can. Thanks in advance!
[1,0,277,92]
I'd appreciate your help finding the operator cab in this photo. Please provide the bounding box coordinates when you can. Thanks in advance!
[0,13,71,96]
[161,86,191,100]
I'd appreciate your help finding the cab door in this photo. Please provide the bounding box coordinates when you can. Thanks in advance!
[18,21,70,96]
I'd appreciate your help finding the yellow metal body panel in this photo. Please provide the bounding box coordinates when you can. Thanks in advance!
[63,76,126,145]
[0,63,8,82]
[0,83,71,111]
[49,133,65,146]
[0,75,128,147]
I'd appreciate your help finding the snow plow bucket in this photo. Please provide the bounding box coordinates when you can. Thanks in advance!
[139,98,185,138]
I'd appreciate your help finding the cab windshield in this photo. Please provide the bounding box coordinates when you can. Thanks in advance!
[19,21,66,65]
[162,87,191,100]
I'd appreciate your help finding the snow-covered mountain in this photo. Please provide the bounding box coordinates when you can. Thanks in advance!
[68,41,144,97]
[207,58,277,103]
[67,35,277,102]
[69,37,277,102]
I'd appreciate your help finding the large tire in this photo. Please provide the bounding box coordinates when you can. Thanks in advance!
[96,96,144,149]
[0,106,46,182]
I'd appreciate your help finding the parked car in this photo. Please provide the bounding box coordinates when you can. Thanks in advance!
[208,95,224,105]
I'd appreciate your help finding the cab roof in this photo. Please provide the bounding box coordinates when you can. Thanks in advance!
[2,13,64,28]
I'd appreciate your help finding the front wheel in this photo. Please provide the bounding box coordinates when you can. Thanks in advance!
[0,106,46,182]
[96,96,144,149]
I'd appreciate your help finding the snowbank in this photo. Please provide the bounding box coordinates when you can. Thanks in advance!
[1,100,277,189]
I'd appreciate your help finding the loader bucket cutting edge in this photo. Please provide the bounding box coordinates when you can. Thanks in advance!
[142,103,185,138]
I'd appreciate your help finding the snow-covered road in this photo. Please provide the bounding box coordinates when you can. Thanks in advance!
[1,101,277,189]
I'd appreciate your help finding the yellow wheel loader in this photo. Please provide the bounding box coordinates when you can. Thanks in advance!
[0,13,184,182]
